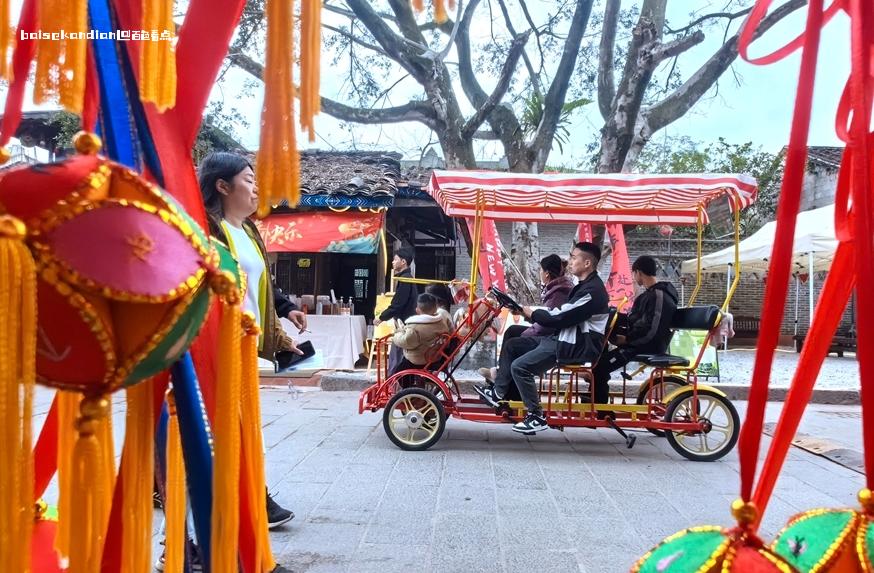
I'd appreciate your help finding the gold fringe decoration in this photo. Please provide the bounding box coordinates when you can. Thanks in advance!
[211,290,242,573]
[257,0,299,215]
[240,312,275,573]
[120,378,155,573]
[0,0,11,80]
[299,0,321,141]
[33,0,88,112]
[164,388,186,573]
[0,216,37,573]
[67,395,111,573]
[140,0,177,111]
[54,390,82,560]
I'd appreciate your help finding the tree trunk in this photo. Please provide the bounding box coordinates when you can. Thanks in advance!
[507,221,540,304]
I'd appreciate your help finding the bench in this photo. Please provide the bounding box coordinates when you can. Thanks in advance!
[793,332,857,357]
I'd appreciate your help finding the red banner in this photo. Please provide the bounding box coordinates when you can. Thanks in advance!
[576,223,593,243]
[254,211,383,254]
[605,223,635,305]
[465,218,507,292]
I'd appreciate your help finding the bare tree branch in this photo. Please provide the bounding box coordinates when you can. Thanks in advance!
[456,0,488,106]
[226,51,437,129]
[495,0,543,95]
[462,31,530,139]
[343,0,424,79]
[321,98,439,129]
[665,7,753,35]
[647,0,806,132]
[323,22,391,59]
[651,30,705,63]
[531,0,595,170]
[323,1,398,24]
[597,0,620,121]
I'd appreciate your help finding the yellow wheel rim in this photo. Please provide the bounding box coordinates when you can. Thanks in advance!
[387,395,441,446]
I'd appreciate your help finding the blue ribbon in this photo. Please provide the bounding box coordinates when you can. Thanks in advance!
[171,352,213,573]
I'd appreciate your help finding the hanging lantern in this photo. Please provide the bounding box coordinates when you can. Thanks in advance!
[632,501,798,573]
[659,224,674,237]
[0,140,220,393]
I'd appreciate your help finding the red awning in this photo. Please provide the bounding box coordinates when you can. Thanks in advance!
[427,170,758,225]
[253,211,383,253]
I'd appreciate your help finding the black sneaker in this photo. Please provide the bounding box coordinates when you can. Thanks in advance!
[267,493,295,529]
[512,413,549,434]
[154,549,203,572]
[473,384,502,408]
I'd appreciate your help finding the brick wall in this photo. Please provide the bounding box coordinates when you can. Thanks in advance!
[453,224,855,337]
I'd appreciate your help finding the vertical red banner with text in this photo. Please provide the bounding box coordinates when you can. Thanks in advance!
[606,223,635,304]
[576,223,593,243]
[466,218,507,292]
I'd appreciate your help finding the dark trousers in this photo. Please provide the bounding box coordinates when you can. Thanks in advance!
[493,336,541,401]
[390,356,423,377]
[509,337,560,415]
[387,344,404,374]
[592,346,637,403]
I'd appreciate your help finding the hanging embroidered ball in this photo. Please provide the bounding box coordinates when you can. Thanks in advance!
[631,501,799,573]
[0,139,220,394]
[770,489,874,572]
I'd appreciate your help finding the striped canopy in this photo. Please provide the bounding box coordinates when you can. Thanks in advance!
[427,170,758,225]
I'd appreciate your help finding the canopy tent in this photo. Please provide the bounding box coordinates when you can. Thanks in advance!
[427,170,758,225]
[680,203,838,275]
[680,203,839,332]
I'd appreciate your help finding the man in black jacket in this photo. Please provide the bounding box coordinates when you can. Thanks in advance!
[374,246,418,372]
[475,242,610,434]
[593,255,679,400]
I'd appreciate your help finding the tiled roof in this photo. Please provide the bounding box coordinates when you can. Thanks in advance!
[299,150,402,197]
[806,146,844,169]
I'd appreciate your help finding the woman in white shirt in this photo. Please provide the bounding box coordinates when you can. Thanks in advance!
[198,152,299,541]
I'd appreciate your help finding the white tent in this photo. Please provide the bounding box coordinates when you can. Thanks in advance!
[681,203,839,332]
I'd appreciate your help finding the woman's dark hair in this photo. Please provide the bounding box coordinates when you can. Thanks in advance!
[198,152,253,220]
[540,254,566,280]
[425,283,453,311]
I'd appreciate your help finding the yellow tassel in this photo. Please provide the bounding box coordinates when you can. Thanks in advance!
[97,402,116,512]
[164,389,186,573]
[33,0,88,112]
[120,378,155,573]
[140,0,177,111]
[0,0,11,80]
[0,216,37,573]
[211,297,242,573]
[240,313,275,573]
[299,0,321,141]
[257,0,300,215]
[67,396,111,573]
[434,0,448,23]
[54,390,82,560]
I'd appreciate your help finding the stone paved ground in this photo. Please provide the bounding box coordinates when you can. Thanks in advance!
[32,388,864,573]
[257,389,863,573]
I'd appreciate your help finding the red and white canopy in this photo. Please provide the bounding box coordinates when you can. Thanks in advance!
[427,170,758,225]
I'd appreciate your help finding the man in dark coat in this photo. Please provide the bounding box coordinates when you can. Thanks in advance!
[375,246,418,372]
[593,255,679,399]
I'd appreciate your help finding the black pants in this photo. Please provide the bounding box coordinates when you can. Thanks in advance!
[592,346,638,403]
[493,335,541,401]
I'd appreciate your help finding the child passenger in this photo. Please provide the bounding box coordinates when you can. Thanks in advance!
[390,293,453,375]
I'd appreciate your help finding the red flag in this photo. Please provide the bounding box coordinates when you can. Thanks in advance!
[465,218,507,292]
[605,224,635,304]
[576,223,593,243]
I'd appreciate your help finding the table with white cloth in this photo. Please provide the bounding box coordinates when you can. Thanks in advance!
[280,314,367,370]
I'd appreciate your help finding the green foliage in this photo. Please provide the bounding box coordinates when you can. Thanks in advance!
[637,136,785,237]
[519,92,591,154]
[48,111,82,149]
